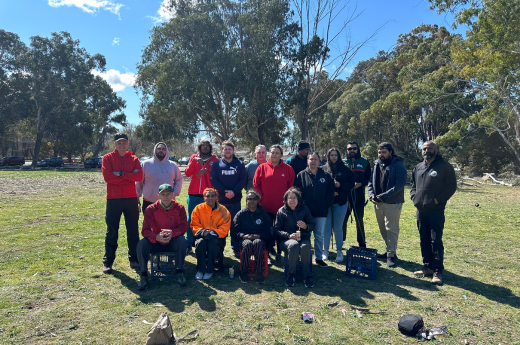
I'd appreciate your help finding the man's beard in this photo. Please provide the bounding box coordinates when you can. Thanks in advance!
[156,153,165,160]
[423,152,435,160]
[379,156,392,165]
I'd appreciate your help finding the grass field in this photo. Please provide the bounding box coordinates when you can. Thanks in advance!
[0,170,519,344]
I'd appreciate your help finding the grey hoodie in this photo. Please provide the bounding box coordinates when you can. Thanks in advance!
[135,142,182,202]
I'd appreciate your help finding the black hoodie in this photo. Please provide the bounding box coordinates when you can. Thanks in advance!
[324,162,355,206]
[410,155,457,213]
[274,204,315,242]
[233,205,272,241]
[294,167,335,217]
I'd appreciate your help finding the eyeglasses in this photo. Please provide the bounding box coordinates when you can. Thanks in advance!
[347,147,358,151]
[246,197,259,201]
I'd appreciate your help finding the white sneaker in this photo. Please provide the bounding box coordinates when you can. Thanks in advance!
[336,251,344,263]
[203,272,213,280]
[195,271,203,280]
[322,250,329,261]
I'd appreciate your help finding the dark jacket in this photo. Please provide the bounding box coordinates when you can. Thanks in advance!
[274,204,315,242]
[210,156,247,204]
[324,163,355,206]
[410,155,457,213]
[233,205,272,242]
[287,154,308,180]
[368,155,407,204]
[343,157,371,204]
[294,167,335,217]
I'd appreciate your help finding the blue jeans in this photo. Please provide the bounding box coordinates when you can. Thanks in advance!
[186,195,205,248]
[324,203,348,252]
[312,217,327,261]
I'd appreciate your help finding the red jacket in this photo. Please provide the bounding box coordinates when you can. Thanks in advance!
[185,153,219,195]
[253,159,295,214]
[142,200,188,244]
[102,149,143,199]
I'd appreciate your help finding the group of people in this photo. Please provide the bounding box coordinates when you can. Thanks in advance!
[100,133,457,290]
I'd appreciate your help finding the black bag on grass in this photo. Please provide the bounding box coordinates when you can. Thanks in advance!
[398,314,424,336]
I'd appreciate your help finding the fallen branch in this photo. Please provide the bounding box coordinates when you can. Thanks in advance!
[350,305,385,314]
[458,180,474,186]
[483,173,513,187]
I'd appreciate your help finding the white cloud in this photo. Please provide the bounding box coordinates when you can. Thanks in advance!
[149,0,175,23]
[112,37,120,45]
[91,69,135,92]
[48,0,123,17]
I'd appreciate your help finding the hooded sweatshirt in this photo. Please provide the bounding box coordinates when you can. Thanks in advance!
[210,156,247,204]
[185,152,220,195]
[136,142,182,203]
[294,167,335,217]
[253,159,295,214]
[367,155,407,204]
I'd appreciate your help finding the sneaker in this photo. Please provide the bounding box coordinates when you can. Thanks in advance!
[335,251,344,263]
[285,275,295,287]
[386,256,396,268]
[102,265,112,274]
[414,266,434,277]
[432,272,443,285]
[267,257,273,266]
[322,250,329,261]
[315,259,328,267]
[174,272,187,286]
[195,271,203,280]
[202,272,213,280]
[256,274,265,284]
[239,272,250,283]
[304,276,314,288]
[138,275,149,290]
[129,261,139,270]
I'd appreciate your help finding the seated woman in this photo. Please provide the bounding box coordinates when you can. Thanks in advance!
[275,187,315,288]
[233,189,272,284]
[190,188,231,280]
[137,184,188,290]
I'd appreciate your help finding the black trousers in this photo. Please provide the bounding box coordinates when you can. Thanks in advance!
[137,237,187,274]
[343,199,366,247]
[266,212,279,254]
[240,239,265,273]
[142,199,154,213]
[417,208,445,272]
[195,237,225,274]
[103,197,140,266]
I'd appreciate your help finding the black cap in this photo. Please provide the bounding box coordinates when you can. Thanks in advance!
[114,133,128,142]
[297,140,311,151]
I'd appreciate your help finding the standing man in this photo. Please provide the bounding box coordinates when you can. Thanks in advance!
[367,142,407,268]
[136,142,182,213]
[286,140,311,179]
[411,141,456,285]
[185,140,220,253]
[210,140,247,257]
[244,145,267,191]
[342,142,371,247]
[101,133,143,273]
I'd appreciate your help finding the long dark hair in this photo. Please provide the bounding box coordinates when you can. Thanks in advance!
[197,140,213,155]
[325,148,347,175]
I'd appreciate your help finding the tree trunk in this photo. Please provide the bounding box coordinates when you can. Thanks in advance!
[32,131,44,166]
[92,125,107,157]
[492,124,520,165]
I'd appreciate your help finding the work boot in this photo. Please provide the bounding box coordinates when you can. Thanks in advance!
[138,275,149,290]
[102,265,112,274]
[174,272,187,286]
[285,275,295,287]
[315,259,328,267]
[432,272,443,286]
[304,276,314,288]
[256,273,265,284]
[129,261,139,270]
[414,266,434,277]
[239,272,250,283]
[386,256,396,268]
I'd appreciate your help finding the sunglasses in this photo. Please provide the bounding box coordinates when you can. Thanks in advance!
[347,147,358,151]
[246,197,259,201]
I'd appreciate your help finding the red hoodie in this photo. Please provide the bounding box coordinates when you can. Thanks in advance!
[185,153,219,195]
[253,159,295,214]
[102,149,143,199]
[142,200,188,244]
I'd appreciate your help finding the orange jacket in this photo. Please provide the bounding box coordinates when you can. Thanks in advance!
[190,203,231,238]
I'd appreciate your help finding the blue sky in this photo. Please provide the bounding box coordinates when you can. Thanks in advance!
[0,0,458,126]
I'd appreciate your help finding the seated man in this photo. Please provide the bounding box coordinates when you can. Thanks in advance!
[275,187,315,288]
[137,184,188,290]
[191,188,231,280]
[233,189,272,284]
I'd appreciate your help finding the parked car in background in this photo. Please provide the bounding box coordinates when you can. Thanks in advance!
[169,156,178,163]
[37,157,64,167]
[84,157,102,169]
[139,156,151,163]
[0,156,25,166]
[96,156,103,168]
[178,157,190,166]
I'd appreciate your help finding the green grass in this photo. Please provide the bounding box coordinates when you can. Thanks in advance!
[0,170,519,344]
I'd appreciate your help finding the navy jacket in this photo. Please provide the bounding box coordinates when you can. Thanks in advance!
[233,205,272,242]
[210,156,247,204]
[274,204,315,242]
[294,167,335,217]
[368,155,407,204]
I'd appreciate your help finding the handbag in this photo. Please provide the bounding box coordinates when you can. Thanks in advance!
[146,312,199,345]
[398,314,424,336]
